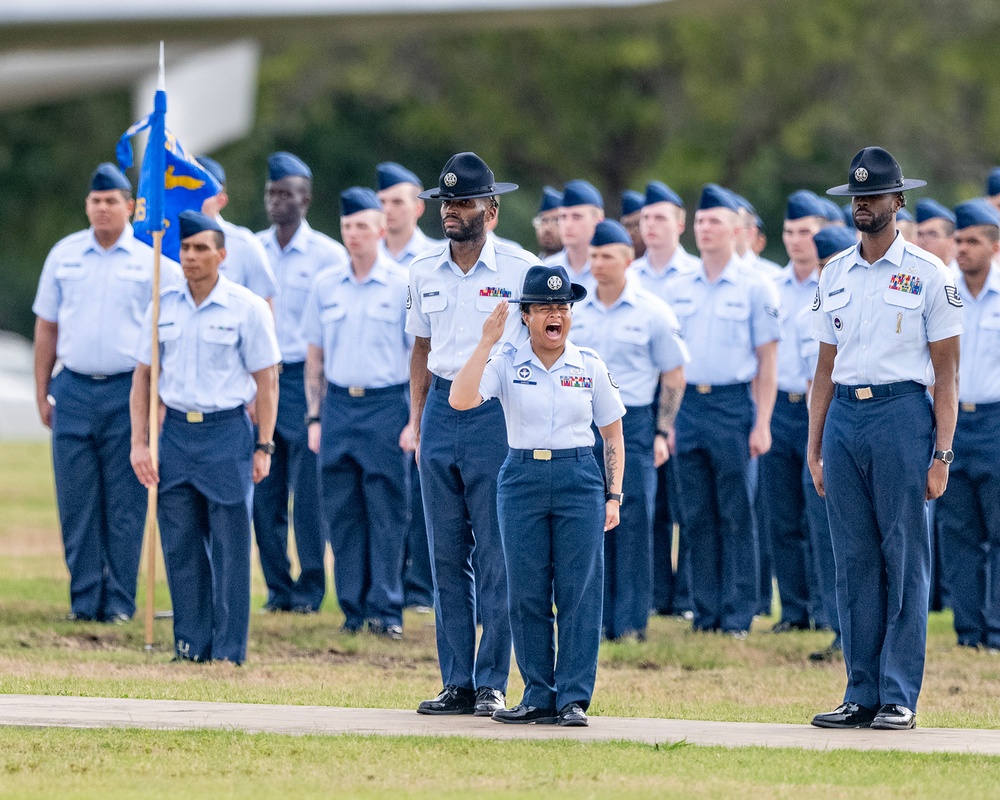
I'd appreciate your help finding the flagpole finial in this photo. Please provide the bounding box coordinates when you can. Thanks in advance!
[157,41,165,91]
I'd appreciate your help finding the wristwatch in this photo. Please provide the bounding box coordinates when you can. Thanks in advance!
[255,441,276,455]
[605,492,624,505]
[304,414,321,426]
[932,449,954,465]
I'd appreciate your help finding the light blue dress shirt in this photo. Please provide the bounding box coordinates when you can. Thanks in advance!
[773,266,819,393]
[569,282,690,407]
[815,234,964,386]
[257,219,348,363]
[956,266,1000,403]
[378,227,438,267]
[301,256,412,388]
[218,217,278,300]
[136,275,280,413]
[668,258,783,385]
[33,224,182,375]
[406,238,539,380]
[628,246,699,303]
[479,340,626,449]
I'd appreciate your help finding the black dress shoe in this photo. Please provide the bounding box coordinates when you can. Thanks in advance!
[811,702,878,728]
[492,703,557,724]
[558,703,588,727]
[870,704,916,730]
[417,685,476,715]
[367,620,403,640]
[770,620,810,633]
[809,635,843,662]
[474,687,506,716]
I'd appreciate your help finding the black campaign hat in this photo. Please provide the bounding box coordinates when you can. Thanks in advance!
[418,152,518,200]
[827,146,926,197]
[518,264,587,305]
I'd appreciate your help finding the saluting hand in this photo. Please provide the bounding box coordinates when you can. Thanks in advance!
[481,301,509,347]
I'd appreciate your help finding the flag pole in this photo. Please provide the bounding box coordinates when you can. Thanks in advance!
[144,42,167,651]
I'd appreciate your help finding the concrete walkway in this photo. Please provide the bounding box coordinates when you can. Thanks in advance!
[1,694,998,755]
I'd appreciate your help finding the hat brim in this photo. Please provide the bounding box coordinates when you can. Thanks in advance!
[516,284,588,305]
[827,178,927,197]
[418,181,519,200]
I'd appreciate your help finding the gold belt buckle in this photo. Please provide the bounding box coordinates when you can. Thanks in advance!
[788,392,803,403]
[532,449,552,461]
[348,386,365,398]
[186,411,204,423]
[854,387,874,400]
[961,402,977,413]
[696,384,712,395]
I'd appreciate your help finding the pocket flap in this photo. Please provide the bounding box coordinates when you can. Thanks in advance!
[883,288,923,309]
[822,288,851,312]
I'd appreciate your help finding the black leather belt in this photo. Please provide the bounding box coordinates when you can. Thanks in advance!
[431,375,453,391]
[328,383,406,398]
[508,447,592,461]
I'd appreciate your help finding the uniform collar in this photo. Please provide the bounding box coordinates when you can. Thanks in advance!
[694,255,742,285]
[183,273,234,309]
[849,231,905,270]
[633,246,691,277]
[433,236,498,275]
[85,223,136,255]
[265,219,313,255]
[344,254,392,286]
[513,338,585,372]
[380,227,434,263]
[582,279,638,311]
[961,263,1000,299]
[778,264,818,287]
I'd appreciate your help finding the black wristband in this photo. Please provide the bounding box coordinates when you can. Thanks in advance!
[655,429,670,438]
[305,415,321,426]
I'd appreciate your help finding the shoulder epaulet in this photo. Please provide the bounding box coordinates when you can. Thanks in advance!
[578,346,601,360]
[493,240,541,265]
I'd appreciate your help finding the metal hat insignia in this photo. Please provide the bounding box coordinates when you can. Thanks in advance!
[443,172,458,187]
[854,167,869,182]
[547,276,563,290]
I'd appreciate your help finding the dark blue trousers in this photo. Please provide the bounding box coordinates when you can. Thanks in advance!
[675,384,758,633]
[403,453,434,608]
[499,448,605,712]
[758,393,812,626]
[158,409,254,664]
[419,378,511,693]
[652,455,685,614]
[593,406,655,639]
[936,403,1000,649]
[804,467,838,634]
[252,362,325,611]
[319,385,407,630]
[50,369,145,620]
[823,390,933,711]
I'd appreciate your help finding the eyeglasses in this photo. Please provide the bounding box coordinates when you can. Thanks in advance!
[532,215,559,228]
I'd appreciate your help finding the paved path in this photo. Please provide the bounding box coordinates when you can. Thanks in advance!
[1,694,998,755]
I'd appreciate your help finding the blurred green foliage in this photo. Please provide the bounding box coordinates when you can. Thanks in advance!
[4,0,1000,337]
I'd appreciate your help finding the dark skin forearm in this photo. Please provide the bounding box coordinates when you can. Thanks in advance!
[409,336,432,443]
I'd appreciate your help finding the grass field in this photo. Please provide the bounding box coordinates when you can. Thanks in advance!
[2,440,999,797]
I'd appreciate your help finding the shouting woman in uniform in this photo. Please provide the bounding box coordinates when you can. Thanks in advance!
[450,263,625,727]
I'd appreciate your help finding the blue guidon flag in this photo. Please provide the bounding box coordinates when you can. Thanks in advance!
[116,85,221,262]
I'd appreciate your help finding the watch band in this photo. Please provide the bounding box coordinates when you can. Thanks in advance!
[305,415,321,426]
[605,492,624,504]
[255,441,276,456]
[932,449,954,465]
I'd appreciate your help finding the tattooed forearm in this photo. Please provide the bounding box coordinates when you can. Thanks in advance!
[604,441,620,492]
[657,383,683,432]
[305,346,327,417]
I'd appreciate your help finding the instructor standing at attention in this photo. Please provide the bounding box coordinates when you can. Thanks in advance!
[809,147,962,731]
[450,264,625,727]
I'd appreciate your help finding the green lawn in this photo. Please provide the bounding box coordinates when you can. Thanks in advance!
[2,440,999,798]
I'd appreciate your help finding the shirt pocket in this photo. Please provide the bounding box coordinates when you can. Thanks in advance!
[715,299,751,348]
[55,261,86,281]
[157,320,182,362]
[201,322,240,370]
[366,301,399,324]
[421,291,448,314]
[880,288,924,342]
[320,304,347,325]
[612,324,649,348]
[822,289,852,342]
